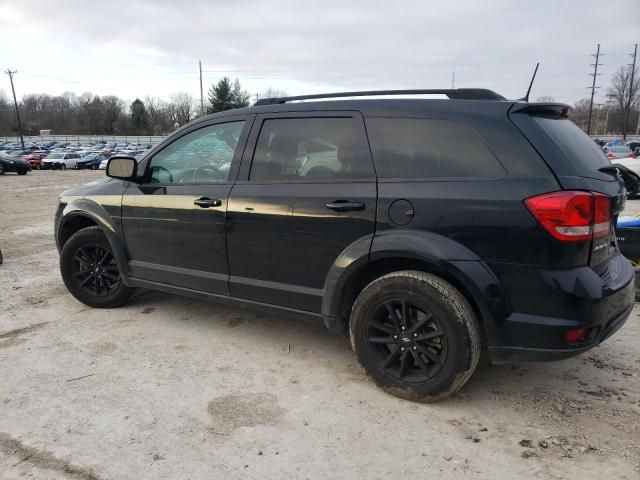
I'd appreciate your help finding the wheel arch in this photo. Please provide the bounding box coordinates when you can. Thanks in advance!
[57,198,130,279]
[322,230,510,342]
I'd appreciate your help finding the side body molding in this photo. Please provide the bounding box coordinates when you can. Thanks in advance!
[322,229,510,340]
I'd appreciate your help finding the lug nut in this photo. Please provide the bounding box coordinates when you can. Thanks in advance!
[413,333,418,337]
[400,347,405,351]
[413,346,417,350]
[401,326,405,331]
[393,335,398,339]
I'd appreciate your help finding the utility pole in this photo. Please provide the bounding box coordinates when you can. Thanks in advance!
[587,44,602,135]
[4,69,24,149]
[623,43,637,141]
[199,60,204,117]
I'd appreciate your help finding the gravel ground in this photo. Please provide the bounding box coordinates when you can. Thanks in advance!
[0,170,639,479]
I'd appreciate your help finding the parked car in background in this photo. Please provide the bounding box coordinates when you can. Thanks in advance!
[76,153,104,170]
[627,141,640,155]
[41,152,81,170]
[22,153,45,170]
[603,145,635,160]
[0,151,31,175]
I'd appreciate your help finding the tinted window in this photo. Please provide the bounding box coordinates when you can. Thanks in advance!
[149,121,244,184]
[366,118,505,179]
[533,116,609,174]
[250,117,373,181]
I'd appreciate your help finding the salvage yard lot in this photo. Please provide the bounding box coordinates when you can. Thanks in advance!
[1,170,639,479]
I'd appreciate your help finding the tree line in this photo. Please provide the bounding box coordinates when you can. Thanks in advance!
[0,78,286,137]
[1,68,638,137]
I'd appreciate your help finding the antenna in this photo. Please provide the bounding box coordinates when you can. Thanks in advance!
[520,62,539,102]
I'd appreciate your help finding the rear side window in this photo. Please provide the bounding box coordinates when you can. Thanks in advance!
[250,117,374,181]
[366,117,505,179]
[532,116,609,174]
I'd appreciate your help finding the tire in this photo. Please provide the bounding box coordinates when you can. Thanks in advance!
[60,226,135,308]
[349,270,481,402]
[0,164,4,175]
[17,170,27,175]
[60,164,66,171]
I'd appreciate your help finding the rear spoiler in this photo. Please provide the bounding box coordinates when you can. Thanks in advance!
[510,102,572,118]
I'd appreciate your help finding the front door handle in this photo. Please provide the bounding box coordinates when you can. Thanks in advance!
[325,200,365,212]
[194,197,222,208]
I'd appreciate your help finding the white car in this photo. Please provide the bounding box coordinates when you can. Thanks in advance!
[99,158,109,170]
[42,152,81,170]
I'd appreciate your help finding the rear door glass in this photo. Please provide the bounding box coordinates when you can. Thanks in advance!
[532,116,610,178]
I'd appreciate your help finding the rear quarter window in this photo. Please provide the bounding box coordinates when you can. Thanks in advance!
[365,117,505,179]
[532,116,610,175]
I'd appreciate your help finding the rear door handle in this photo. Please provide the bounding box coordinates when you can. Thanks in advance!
[325,200,365,212]
[194,197,222,208]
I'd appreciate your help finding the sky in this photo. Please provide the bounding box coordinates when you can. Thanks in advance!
[0,0,638,106]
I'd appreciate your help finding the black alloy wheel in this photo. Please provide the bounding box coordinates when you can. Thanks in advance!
[60,226,135,308]
[70,243,121,296]
[367,299,447,382]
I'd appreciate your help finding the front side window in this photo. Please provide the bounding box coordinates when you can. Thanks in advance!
[149,121,245,184]
[249,117,373,181]
[366,117,505,179]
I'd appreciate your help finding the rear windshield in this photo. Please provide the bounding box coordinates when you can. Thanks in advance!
[532,116,609,177]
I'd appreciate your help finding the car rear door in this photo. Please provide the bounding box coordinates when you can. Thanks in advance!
[121,116,252,294]
[226,112,377,312]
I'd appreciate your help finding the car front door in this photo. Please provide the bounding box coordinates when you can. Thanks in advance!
[226,112,377,312]
[121,116,251,294]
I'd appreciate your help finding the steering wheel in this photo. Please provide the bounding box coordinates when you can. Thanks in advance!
[192,164,224,182]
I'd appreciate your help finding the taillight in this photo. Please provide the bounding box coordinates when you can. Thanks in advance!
[524,191,611,243]
[607,153,615,159]
[592,193,611,238]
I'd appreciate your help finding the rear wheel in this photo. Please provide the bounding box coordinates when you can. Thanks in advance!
[350,271,481,402]
[60,164,66,171]
[0,163,4,175]
[17,170,27,175]
[60,227,134,308]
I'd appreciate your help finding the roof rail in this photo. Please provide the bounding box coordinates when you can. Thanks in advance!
[254,88,506,106]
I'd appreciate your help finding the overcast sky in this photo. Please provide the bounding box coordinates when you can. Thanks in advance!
[1,0,638,105]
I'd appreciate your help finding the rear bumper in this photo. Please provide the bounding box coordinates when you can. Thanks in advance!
[486,251,635,363]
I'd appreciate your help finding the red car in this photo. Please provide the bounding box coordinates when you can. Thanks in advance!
[22,153,46,169]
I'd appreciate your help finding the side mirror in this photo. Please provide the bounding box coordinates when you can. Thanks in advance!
[106,156,138,180]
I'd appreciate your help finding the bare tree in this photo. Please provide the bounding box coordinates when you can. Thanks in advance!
[257,88,288,101]
[144,96,170,134]
[607,66,640,112]
[167,92,195,126]
[102,95,125,134]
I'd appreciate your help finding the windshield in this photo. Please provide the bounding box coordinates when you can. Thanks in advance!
[47,153,64,159]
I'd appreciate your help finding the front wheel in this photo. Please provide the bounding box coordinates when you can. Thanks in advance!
[60,227,135,308]
[350,271,481,402]
[59,164,66,171]
[17,171,27,175]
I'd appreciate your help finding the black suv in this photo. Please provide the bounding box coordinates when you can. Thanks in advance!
[55,89,635,402]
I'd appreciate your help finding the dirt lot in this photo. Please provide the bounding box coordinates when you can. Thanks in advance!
[0,170,639,479]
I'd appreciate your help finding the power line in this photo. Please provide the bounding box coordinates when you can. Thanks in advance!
[586,44,602,135]
[4,69,25,149]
